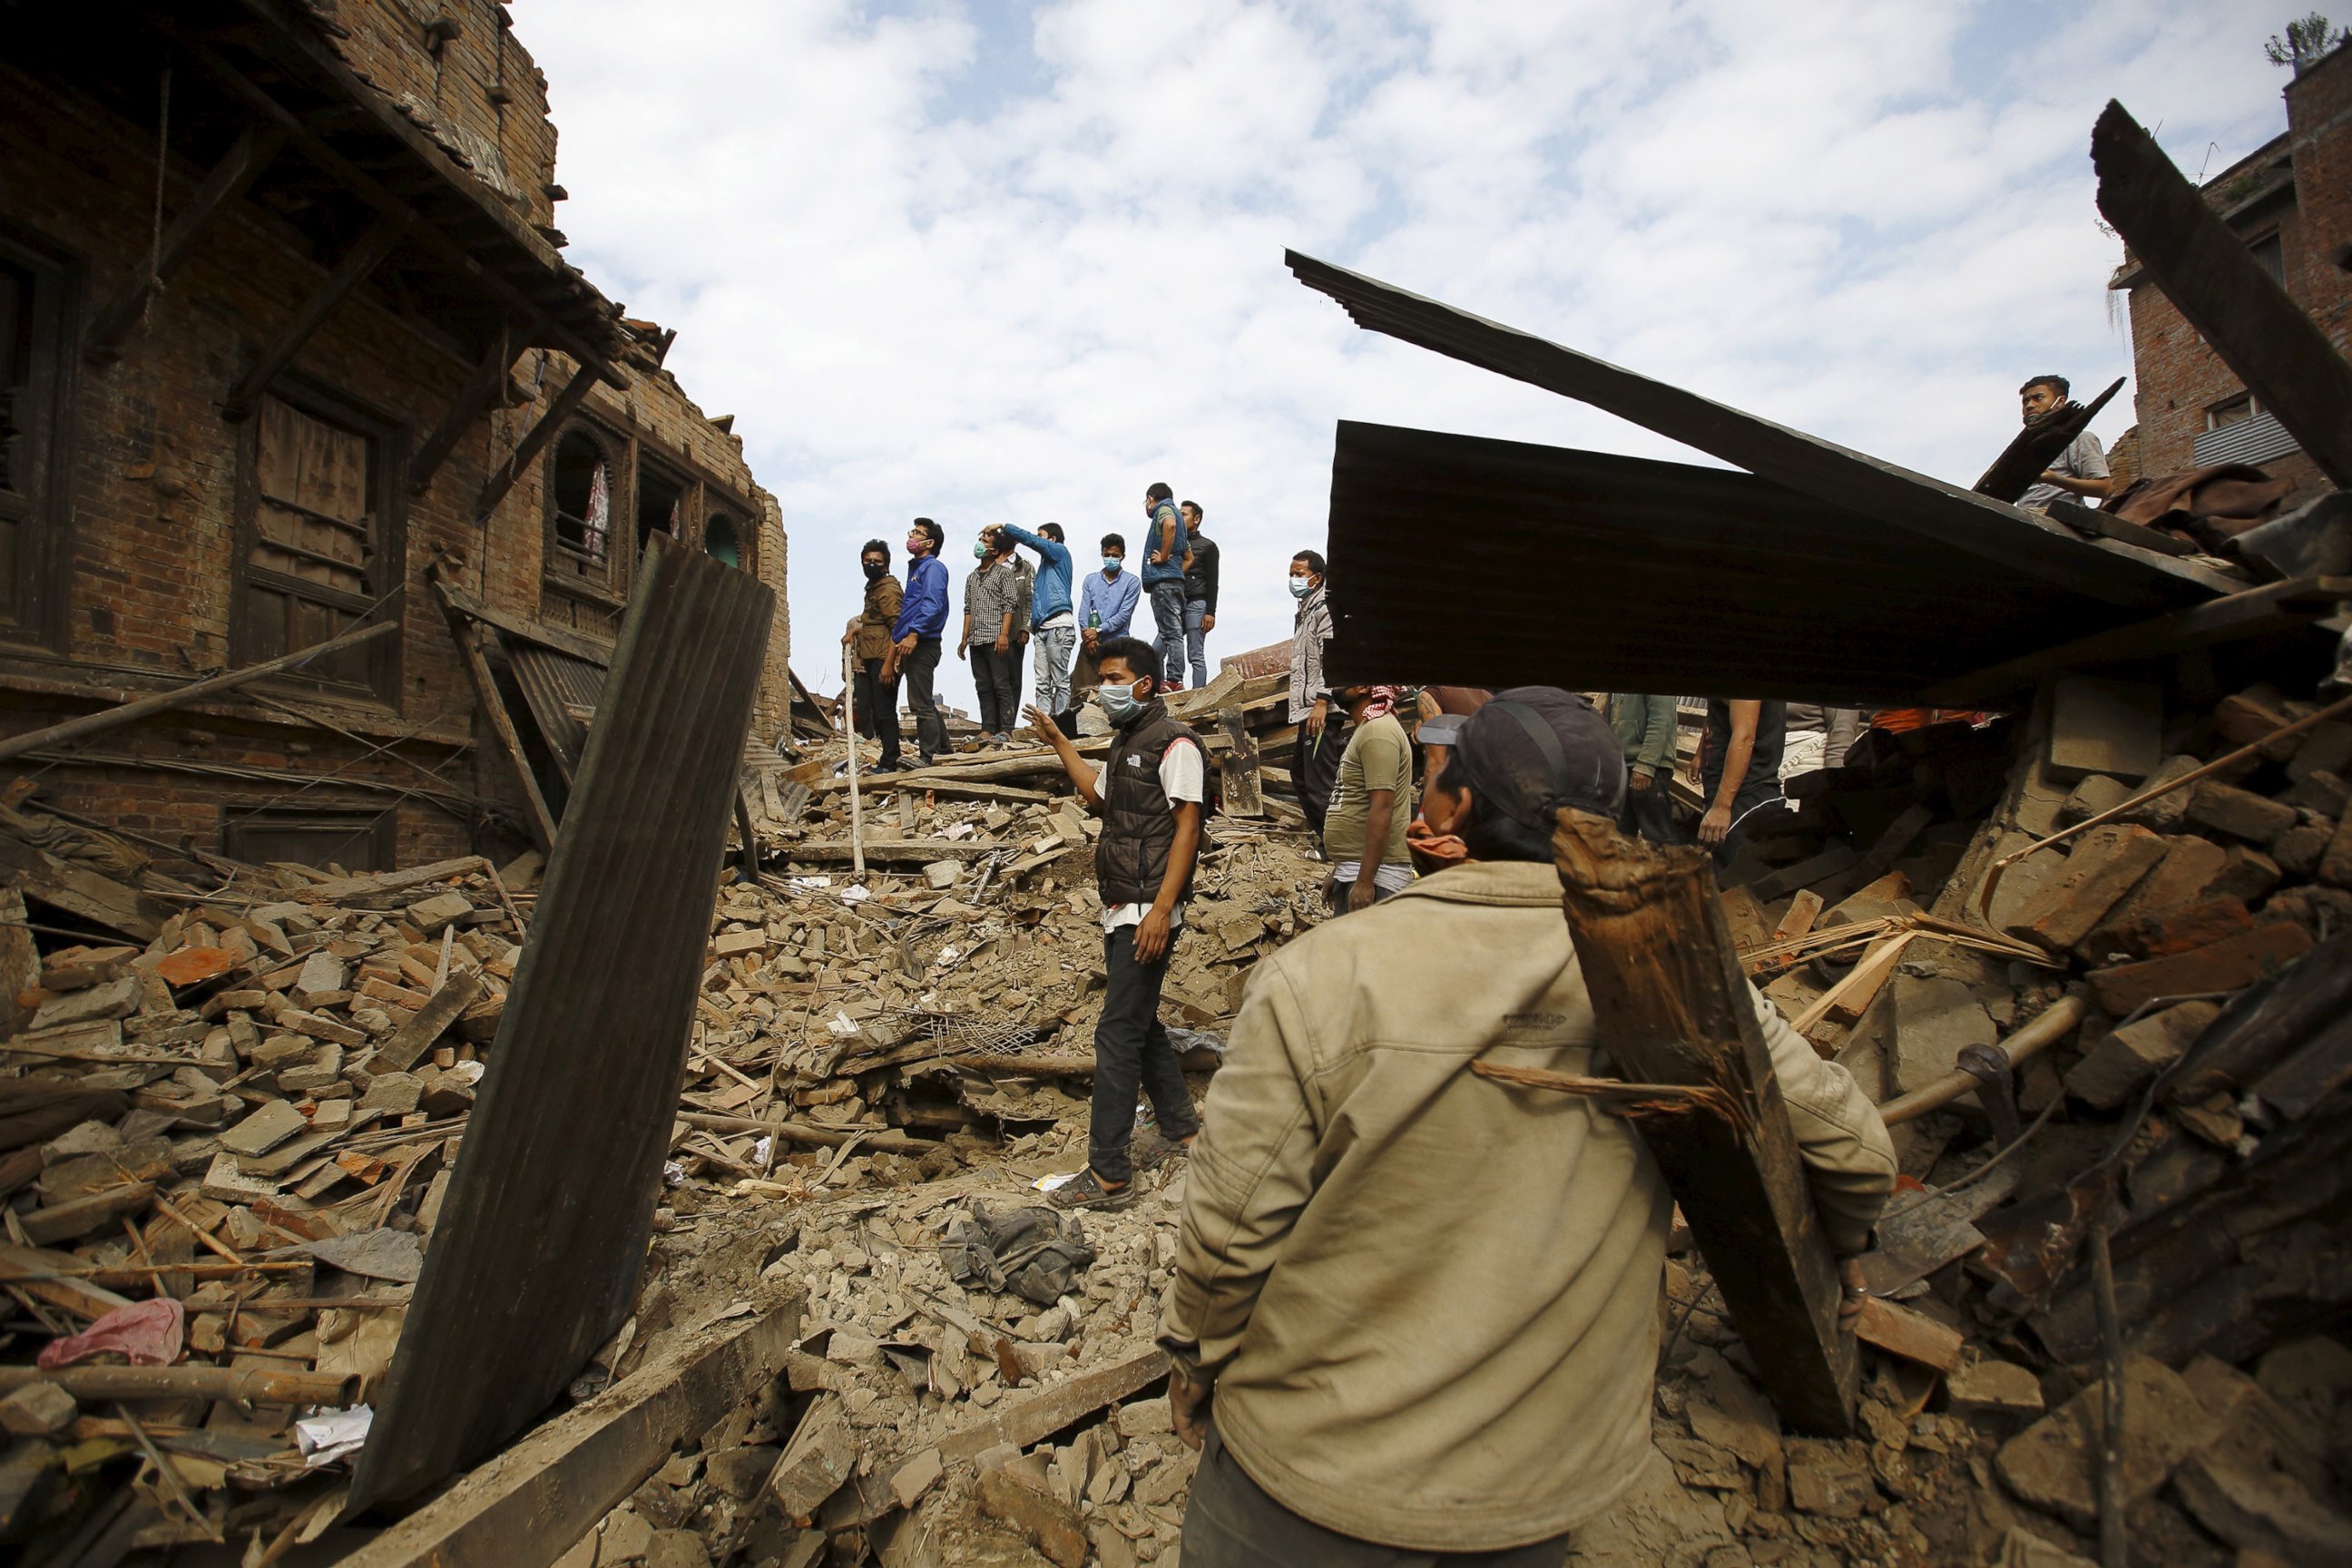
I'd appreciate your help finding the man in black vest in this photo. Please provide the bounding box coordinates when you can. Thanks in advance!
[1026,636,1206,1210]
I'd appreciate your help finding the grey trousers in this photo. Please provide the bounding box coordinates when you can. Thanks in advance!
[1180,1426,1573,1567]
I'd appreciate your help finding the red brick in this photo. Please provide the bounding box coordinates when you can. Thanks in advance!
[2086,925,2317,1015]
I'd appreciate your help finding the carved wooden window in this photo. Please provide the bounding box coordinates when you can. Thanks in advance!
[704,509,743,570]
[547,425,614,586]
[240,389,399,698]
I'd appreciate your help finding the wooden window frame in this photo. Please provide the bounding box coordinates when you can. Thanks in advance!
[230,375,407,706]
[220,802,397,873]
[542,417,623,603]
[0,219,80,652]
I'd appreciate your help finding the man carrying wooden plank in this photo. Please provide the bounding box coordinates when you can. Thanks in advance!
[1160,688,1895,1565]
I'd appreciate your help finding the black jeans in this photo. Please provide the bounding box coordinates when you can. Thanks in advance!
[1181,1425,1572,1567]
[1326,877,1396,916]
[1708,785,1786,867]
[856,658,900,769]
[899,637,948,763]
[1091,924,1201,1185]
[1618,779,1678,845]
[1292,721,1348,841]
[971,643,1021,734]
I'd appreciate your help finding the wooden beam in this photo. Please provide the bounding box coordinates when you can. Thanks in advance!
[2095,100,2352,488]
[407,326,524,495]
[222,210,410,420]
[0,617,397,767]
[151,21,622,387]
[1973,377,2125,505]
[1922,574,2352,705]
[474,360,597,521]
[337,1302,803,1568]
[83,124,288,363]
[433,578,615,668]
[354,539,775,1511]
[1550,808,1858,1435]
[431,583,561,853]
[1217,709,1264,817]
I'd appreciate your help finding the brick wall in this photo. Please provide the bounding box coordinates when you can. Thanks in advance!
[2119,44,2351,494]
[0,5,789,871]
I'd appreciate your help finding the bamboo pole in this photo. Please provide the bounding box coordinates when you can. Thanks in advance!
[843,642,866,878]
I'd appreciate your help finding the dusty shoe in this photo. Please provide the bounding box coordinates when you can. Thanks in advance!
[1132,1130,1191,1171]
[1047,1168,1136,1211]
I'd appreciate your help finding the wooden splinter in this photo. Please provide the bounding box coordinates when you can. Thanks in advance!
[1546,808,1859,1436]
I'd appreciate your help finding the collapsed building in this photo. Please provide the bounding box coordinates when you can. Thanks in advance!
[0,0,792,874]
[1,21,2351,1568]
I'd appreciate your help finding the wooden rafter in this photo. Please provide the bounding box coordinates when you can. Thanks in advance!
[222,209,410,420]
[474,360,596,522]
[83,123,289,364]
[407,325,524,495]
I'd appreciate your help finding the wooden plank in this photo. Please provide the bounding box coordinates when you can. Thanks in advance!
[407,326,524,495]
[0,619,397,767]
[1853,1297,1965,1374]
[352,537,775,1511]
[1287,250,2226,609]
[786,839,999,864]
[2096,100,2352,488]
[430,573,561,852]
[1217,710,1264,817]
[474,361,598,521]
[0,834,168,943]
[936,1347,1169,1465]
[222,210,410,420]
[0,1363,350,1404]
[373,972,485,1073]
[435,578,617,668]
[83,125,288,362]
[1922,575,2352,706]
[1773,889,1826,944]
[338,1302,802,1568]
[296,856,485,904]
[1972,378,2125,505]
[1551,810,1857,1435]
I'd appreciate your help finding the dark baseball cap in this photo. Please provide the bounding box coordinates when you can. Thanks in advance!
[1416,687,1626,831]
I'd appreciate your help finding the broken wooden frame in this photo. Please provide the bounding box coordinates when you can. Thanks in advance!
[1973,377,2125,505]
[82,122,289,363]
[1544,808,1858,1434]
[352,537,775,1510]
[221,209,410,421]
[338,1301,802,1567]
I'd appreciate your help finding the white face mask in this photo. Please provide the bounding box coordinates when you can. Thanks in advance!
[1289,574,1312,599]
[1099,677,1148,724]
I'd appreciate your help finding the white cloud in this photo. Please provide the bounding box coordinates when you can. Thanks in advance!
[527,0,2295,717]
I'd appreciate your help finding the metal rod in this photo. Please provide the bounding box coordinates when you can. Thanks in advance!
[2091,1224,2128,1568]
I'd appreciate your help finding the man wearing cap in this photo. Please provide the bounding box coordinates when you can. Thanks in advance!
[1161,688,1896,1565]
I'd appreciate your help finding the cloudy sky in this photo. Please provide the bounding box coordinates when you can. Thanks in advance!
[527,0,2298,717]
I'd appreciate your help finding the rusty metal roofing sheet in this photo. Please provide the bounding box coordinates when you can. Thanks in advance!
[1319,420,2171,707]
[1287,250,2237,610]
[506,642,606,782]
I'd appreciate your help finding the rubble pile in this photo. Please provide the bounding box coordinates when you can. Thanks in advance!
[0,803,537,1547]
[1663,669,2352,1566]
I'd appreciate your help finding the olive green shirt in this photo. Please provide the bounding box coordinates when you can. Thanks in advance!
[1322,712,1411,867]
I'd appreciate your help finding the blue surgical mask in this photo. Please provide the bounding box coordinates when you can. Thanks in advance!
[1289,575,1312,599]
[1102,558,1122,575]
[1099,680,1145,725]
[973,541,990,560]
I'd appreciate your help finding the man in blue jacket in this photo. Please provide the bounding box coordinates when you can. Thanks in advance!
[1141,481,1190,691]
[998,521,1075,730]
[889,517,951,769]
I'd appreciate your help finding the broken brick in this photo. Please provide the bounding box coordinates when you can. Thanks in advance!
[2185,781,2298,845]
[2087,924,2316,1015]
[2064,999,2221,1110]
[2003,824,2166,954]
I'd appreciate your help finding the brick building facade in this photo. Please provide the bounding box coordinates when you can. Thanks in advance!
[0,0,789,875]
[2112,42,2352,500]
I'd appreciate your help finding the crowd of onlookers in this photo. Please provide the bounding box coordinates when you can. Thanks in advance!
[841,483,1220,772]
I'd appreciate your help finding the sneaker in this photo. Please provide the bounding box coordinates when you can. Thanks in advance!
[1047,1168,1137,1211]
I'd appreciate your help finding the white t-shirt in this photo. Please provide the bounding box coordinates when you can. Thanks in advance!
[1093,737,1205,933]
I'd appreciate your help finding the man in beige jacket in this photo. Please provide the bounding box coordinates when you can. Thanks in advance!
[1161,687,1896,1565]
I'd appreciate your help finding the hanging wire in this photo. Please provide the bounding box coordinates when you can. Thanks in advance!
[147,67,172,321]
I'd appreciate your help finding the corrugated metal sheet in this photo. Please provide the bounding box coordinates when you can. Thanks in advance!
[2194,409,2302,467]
[1288,250,2236,610]
[507,642,607,782]
[352,536,776,1509]
[1320,421,2167,707]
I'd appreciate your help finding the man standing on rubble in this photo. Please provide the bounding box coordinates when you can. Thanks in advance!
[960,526,1025,746]
[1142,482,1191,691]
[1181,500,1220,691]
[1321,683,1412,913]
[1288,550,1343,839]
[1024,635,1206,1211]
[1161,688,1895,1564]
[1605,691,1680,845]
[890,518,951,770]
[1692,697,1786,866]
[1074,533,1142,710]
[999,521,1076,734]
[841,539,902,772]
[2017,375,2114,513]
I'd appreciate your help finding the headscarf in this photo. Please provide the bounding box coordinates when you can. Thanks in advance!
[1357,685,1405,720]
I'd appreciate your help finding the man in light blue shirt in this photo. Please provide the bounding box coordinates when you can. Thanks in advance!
[999,522,1076,726]
[1073,533,1142,713]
